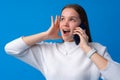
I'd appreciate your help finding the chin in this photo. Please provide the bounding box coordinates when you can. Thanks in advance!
[62,37,74,42]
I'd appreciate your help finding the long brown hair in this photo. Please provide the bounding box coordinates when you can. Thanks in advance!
[61,4,92,42]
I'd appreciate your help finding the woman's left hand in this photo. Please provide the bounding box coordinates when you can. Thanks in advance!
[73,27,91,53]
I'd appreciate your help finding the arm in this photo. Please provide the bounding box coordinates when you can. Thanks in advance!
[83,46,108,70]
[23,16,61,46]
[84,46,120,80]
[22,32,49,46]
[74,27,108,70]
[74,27,120,80]
[5,16,61,55]
[4,16,61,73]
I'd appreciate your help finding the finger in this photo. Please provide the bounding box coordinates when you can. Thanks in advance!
[74,29,88,40]
[75,27,85,33]
[74,27,86,35]
[75,27,82,30]
[53,35,62,40]
[57,16,60,24]
[74,29,84,35]
[73,31,82,39]
[55,15,59,23]
[73,31,88,42]
[51,16,54,26]
[57,36,62,39]
[55,15,57,23]
[55,15,60,27]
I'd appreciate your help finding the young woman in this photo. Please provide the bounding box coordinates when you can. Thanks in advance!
[5,4,120,80]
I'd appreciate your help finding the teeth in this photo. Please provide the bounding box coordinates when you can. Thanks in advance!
[63,29,70,31]
[63,29,70,34]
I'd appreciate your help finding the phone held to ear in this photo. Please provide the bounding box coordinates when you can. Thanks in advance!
[73,23,85,45]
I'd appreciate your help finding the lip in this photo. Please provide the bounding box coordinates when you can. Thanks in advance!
[62,29,71,36]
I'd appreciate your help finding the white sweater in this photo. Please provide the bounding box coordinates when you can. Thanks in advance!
[5,37,120,80]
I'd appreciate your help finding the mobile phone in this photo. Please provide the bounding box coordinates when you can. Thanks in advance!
[73,23,85,45]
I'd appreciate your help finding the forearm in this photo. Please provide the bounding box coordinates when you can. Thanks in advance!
[22,32,49,46]
[83,46,108,70]
[90,52,108,70]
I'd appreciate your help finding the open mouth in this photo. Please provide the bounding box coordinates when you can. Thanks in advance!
[63,29,70,34]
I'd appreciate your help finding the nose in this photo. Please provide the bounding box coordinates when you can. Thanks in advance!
[62,19,69,27]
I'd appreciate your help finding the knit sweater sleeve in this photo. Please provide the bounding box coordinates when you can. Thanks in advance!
[100,52,120,80]
[4,37,47,75]
[90,42,120,80]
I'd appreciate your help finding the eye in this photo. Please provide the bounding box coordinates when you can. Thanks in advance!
[60,17,64,21]
[70,18,76,22]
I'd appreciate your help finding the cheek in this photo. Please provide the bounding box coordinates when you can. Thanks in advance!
[70,25,79,33]
[69,27,75,34]
[70,25,77,30]
[70,22,80,27]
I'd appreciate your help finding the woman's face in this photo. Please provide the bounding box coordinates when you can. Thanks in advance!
[60,8,81,42]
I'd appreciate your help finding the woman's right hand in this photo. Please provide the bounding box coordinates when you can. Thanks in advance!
[22,16,62,46]
[46,16,62,40]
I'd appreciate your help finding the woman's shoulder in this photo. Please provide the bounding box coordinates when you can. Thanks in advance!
[89,42,106,48]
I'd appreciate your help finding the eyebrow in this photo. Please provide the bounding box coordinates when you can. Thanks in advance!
[61,15,79,19]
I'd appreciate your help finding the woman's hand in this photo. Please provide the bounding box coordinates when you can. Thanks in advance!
[73,27,91,53]
[46,16,62,40]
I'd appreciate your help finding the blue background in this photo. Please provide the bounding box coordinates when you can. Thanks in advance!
[0,0,120,80]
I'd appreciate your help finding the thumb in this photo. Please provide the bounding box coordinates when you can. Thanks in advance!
[55,35,62,39]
